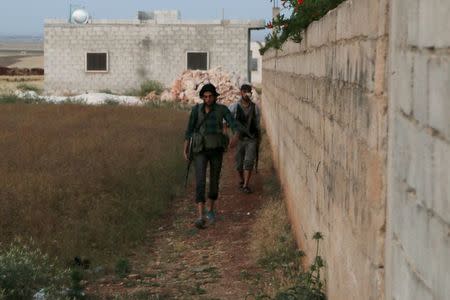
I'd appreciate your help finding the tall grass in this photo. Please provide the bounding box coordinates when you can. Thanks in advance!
[0,104,188,263]
[125,80,165,97]
[16,83,42,94]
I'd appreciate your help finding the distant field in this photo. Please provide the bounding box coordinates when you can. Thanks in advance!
[0,39,43,51]
[0,39,43,68]
[0,54,43,68]
[0,104,188,263]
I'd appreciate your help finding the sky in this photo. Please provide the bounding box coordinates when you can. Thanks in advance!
[0,0,274,40]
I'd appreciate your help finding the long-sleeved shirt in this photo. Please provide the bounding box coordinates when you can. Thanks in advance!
[184,103,239,140]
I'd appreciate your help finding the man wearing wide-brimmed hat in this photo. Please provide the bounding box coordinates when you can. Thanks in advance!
[184,83,239,229]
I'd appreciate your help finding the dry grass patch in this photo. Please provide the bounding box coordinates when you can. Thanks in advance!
[249,198,303,296]
[0,104,188,264]
[0,75,43,94]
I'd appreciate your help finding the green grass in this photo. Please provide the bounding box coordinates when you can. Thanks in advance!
[0,240,69,299]
[16,83,42,94]
[125,80,165,97]
[0,94,43,104]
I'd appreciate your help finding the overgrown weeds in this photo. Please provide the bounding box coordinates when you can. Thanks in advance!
[0,94,43,104]
[16,82,42,94]
[139,80,164,96]
[0,239,69,300]
[125,80,165,97]
[249,199,326,299]
[115,258,131,278]
[0,104,188,265]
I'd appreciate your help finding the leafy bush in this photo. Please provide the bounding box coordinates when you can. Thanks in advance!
[16,83,42,94]
[0,240,68,300]
[103,99,120,106]
[99,89,113,94]
[261,0,346,54]
[58,98,87,105]
[115,258,131,278]
[0,94,44,104]
[139,80,164,97]
[66,268,86,299]
[273,232,326,300]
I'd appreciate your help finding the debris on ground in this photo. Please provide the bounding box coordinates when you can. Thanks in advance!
[145,67,260,105]
[12,66,260,106]
[13,90,142,105]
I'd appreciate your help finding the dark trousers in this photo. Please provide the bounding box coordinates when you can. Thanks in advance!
[194,148,224,203]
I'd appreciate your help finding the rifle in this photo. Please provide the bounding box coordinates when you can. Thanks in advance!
[184,136,194,189]
[255,136,260,173]
[184,105,209,189]
[234,102,260,172]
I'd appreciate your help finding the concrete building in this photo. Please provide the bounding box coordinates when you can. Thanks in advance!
[44,10,265,94]
[250,41,264,84]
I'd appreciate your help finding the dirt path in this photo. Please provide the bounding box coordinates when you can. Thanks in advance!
[86,150,268,299]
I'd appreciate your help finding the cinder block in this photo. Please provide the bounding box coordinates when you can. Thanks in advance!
[390,50,413,115]
[336,0,380,40]
[307,8,338,48]
[428,56,450,140]
[417,0,450,48]
[432,138,450,222]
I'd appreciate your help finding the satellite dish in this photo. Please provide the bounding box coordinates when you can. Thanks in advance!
[71,9,90,24]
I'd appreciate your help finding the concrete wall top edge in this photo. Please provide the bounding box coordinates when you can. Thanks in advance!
[44,19,265,28]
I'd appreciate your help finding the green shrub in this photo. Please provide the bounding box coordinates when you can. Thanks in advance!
[139,80,164,97]
[0,240,68,300]
[67,268,86,299]
[99,89,113,94]
[115,258,131,278]
[261,0,346,54]
[0,95,21,104]
[16,83,42,94]
[273,233,326,300]
[103,99,120,106]
[0,94,44,104]
[59,98,86,105]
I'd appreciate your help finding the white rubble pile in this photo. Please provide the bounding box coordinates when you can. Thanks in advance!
[14,67,260,107]
[165,67,259,105]
[14,90,142,105]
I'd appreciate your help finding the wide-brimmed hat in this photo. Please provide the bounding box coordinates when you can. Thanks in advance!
[240,83,252,92]
[199,83,220,98]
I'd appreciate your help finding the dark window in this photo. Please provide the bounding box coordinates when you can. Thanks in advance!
[251,58,258,71]
[187,52,208,70]
[86,53,108,71]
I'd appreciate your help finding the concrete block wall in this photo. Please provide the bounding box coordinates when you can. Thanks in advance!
[261,0,389,299]
[44,21,253,94]
[386,0,450,299]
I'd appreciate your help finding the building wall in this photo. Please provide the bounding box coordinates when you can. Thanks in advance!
[386,0,450,299]
[250,41,263,84]
[261,0,389,299]
[44,20,258,94]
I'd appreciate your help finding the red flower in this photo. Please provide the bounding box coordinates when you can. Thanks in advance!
[298,0,304,5]
[266,21,273,29]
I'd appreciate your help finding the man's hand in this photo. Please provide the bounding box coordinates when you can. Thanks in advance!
[183,140,190,161]
[229,133,239,149]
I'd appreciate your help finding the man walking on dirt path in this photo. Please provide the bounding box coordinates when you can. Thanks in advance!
[184,83,240,229]
[228,84,261,194]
